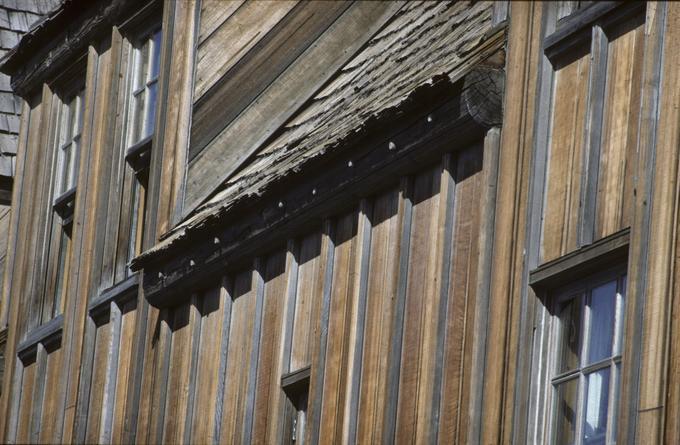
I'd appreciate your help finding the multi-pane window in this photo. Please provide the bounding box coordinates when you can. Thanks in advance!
[55,91,85,196]
[43,86,85,323]
[551,271,626,445]
[129,28,161,145]
[123,28,161,270]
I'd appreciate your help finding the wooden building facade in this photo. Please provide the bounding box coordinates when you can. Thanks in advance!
[0,1,679,444]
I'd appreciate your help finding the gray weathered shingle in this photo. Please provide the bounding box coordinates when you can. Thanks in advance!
[0,0,61,180]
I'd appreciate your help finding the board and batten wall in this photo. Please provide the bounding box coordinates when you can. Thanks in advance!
[132,140,497,443]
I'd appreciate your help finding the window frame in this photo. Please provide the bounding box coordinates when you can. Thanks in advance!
[546,267,626,445]
[529,228,630,444]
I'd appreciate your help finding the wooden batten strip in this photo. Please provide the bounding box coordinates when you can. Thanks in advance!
[29,344,48,443]
[346,199,373,444]
[382,177,414,443]
[242,259,266,443]
[212,277,233,445]
[578,25,608,246]
[121,296,146,442]
[183,294,203,443]
[152,310,172,443]
[281,240,300,375]
[622,3,665,443]
[630,3,679,443]
[272,240,299,440]
[308,220,336,445]
[467,128,501,444]
[512,3,558,441]
[73,316,97,443]
[6,360,24,442]
[99,302,123,444]
[429,154,457,442]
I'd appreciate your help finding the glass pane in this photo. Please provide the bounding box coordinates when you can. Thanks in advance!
[614,276,626,355]
[558,296,582,373]
[74,91,85,137]
[60,143,71,194]
[132,91,145,144]
[144,82,157,139]
[53,228,69,317]
[58,102,70,147]
[141,40,150,84]
[583,367,611,445]
[66,98,76,140]
[128,180,140,266]
[587,280,617,364]
[555,378,579,445]
[150,29,162,80]
[69,139,79,190]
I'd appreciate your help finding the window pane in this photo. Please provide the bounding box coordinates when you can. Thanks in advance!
[614,276,626,355]
[132,91,145,144]
[59,143,72,194]
[73,91,85,137]
[53,228,70,318]
[587,280,617,364]
[583,367,611,444]
[144,82,157,139]
[558,295,582,373]
[58,102,70,147]
[555,378,579,445]
[150,29,162,80]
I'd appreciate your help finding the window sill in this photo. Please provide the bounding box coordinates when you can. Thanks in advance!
[89,273,140,320]
[53,186,77,223]
[17,314,63,363]
[125,135,152,174]
[281,365,311,400]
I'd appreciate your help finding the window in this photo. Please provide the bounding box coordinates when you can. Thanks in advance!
[550,270,626,445]
[282,365,310,444]
[128,28,161,146]
[122,27,161,269]
[42,85,85,324]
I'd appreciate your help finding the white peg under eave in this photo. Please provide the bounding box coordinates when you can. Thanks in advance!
[388,141,396,151]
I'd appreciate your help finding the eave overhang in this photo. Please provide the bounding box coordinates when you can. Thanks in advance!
[133,65,505,309]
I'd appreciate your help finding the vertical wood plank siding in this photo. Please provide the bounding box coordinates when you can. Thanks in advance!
[0,146,479,443]
[113,150,483,443]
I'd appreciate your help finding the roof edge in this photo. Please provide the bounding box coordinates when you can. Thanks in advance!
[0,0,152,98]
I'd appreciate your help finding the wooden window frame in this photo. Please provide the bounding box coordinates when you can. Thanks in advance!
[529,228,629,444]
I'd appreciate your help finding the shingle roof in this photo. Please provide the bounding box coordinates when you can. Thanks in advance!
[138,0,501,263]
[0,0,61,177]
